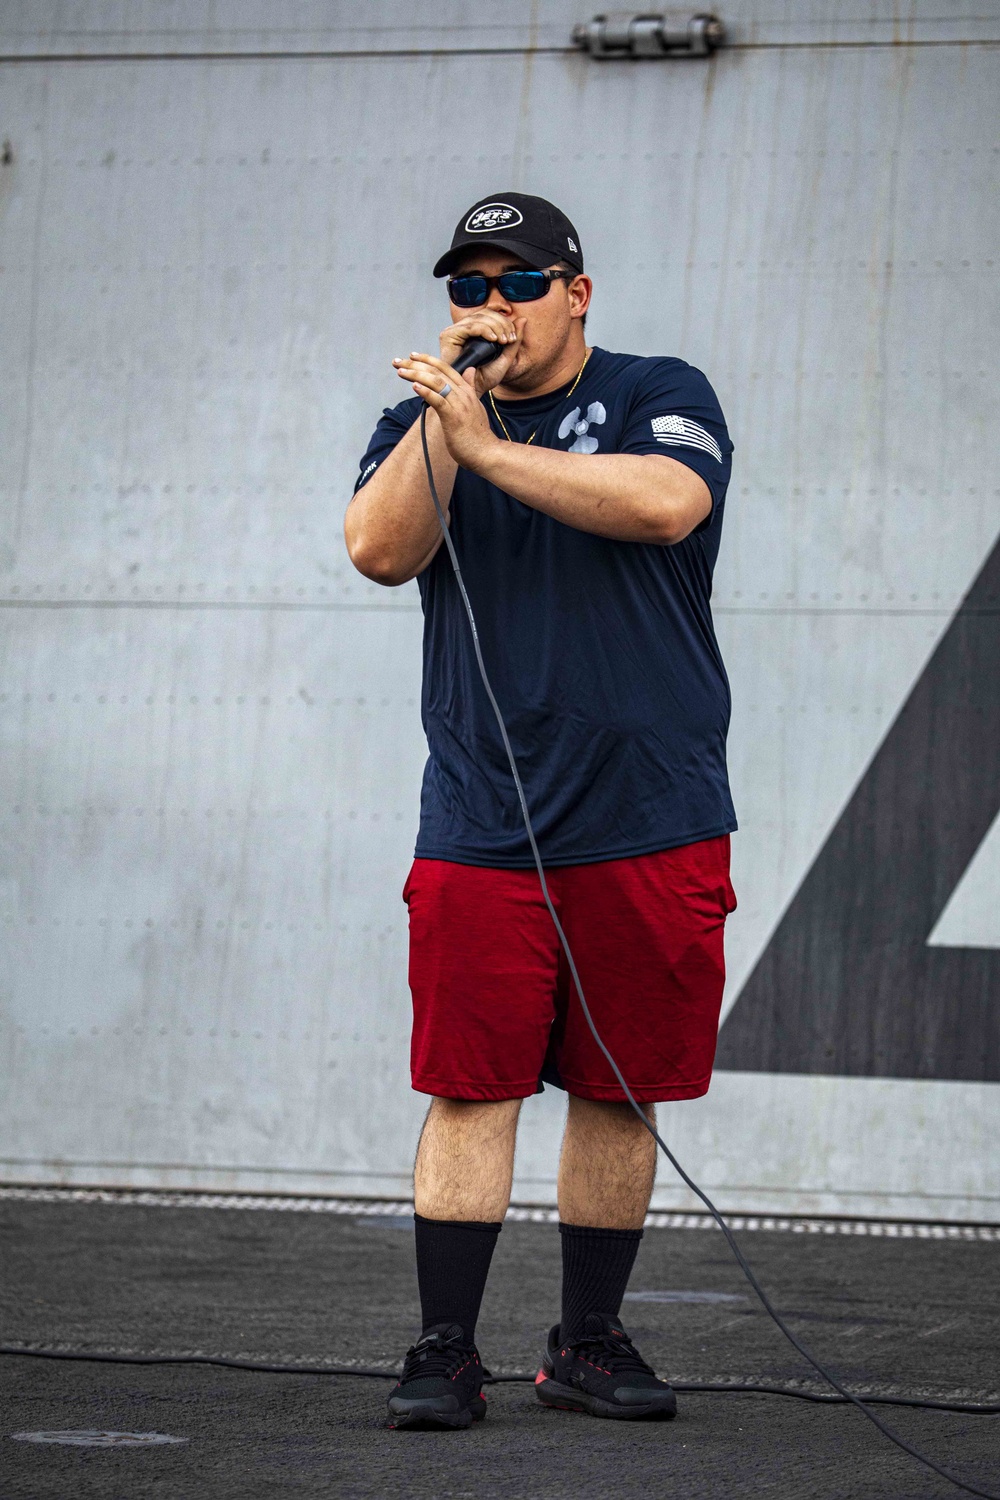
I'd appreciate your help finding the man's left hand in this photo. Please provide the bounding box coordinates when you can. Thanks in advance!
[393,351,498,472]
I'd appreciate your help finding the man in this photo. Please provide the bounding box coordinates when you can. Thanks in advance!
[346,193,737,1430]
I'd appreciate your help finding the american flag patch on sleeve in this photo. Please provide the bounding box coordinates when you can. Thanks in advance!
[650,414,722,463]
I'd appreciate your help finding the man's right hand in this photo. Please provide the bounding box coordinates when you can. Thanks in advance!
[439,312,523,395]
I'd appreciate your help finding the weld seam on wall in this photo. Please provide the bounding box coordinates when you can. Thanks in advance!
[0,599,422,613]
[2,39,1000,65]
[1,602,994,618]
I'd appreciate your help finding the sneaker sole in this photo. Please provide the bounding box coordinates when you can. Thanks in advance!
[387,1394,487,1431]
[535,1376,676,1421]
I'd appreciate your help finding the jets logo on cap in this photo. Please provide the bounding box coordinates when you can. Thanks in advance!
[465,203,524,233]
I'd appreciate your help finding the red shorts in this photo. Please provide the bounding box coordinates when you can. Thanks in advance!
[403,837,737,1104]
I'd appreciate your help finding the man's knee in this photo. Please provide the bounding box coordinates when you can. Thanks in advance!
[567,1095,655,1129]
[426,1095,522,1130]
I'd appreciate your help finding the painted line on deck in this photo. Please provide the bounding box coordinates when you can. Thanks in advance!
[1,1186,997,1239]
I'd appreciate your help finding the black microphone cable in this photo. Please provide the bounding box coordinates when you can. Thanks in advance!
[1,1342,998,1417]
[414,355,1000,1500]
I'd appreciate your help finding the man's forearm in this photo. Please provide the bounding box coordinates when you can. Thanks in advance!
[471,440,710,546]
[345,410,458,585]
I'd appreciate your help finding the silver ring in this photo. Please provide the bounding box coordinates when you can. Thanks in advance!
[439,382,452,399]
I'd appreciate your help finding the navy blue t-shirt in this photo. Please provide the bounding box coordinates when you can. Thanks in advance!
[354,346,737,867]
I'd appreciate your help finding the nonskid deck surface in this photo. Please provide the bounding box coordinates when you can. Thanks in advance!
[1,1195,998,1499]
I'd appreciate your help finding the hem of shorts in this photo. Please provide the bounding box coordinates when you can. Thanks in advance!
[412,1075,540,1101]
[412,821,738,870]
[557,1074,713,1103]
[411,1074,713,1103]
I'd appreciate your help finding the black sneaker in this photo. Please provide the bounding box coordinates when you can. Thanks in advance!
[386,1323,487,1430]
[535,1313,677,1420]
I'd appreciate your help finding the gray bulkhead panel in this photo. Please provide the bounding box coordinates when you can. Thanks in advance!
[1,3,998,1216]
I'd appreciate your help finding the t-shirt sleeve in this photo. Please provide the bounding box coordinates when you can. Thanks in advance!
[353,398,421,493]
[617,359,733,524]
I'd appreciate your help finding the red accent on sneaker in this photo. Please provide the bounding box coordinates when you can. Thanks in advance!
[535,1369,548,1385]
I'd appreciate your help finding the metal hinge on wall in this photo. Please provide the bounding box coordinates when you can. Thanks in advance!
[572,11,725,58]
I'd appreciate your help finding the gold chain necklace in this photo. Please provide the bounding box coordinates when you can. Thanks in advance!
[488,348,592,446]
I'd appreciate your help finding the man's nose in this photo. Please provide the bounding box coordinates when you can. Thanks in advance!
[485,289,514,314]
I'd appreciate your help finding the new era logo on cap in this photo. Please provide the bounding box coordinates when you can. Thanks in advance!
[465,202,524,233]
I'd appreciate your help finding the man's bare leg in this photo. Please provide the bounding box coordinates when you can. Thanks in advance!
[557,1095,656,1228]
[535,1097,676,1419]
[414,1097,522,1221]
[405,1096,521,1364]
[554,1095,657,1343]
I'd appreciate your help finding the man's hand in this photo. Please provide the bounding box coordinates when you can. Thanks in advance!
[438,312,523,396]
[393,348,502,473]
[391,312,525,468]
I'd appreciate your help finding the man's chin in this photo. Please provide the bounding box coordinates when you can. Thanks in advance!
[497,356,539,393]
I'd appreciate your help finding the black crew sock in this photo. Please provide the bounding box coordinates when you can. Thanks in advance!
[559,1222,643,1342]
[413,1213,502,1345]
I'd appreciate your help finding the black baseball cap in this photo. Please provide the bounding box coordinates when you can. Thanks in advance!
[433,192,584,278]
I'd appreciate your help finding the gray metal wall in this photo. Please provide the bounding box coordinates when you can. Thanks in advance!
[2,1,998,1218]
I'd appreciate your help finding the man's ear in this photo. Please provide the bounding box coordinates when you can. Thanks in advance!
[568,275,593,320]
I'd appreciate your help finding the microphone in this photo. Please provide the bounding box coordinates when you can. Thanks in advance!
[452,337,505,374]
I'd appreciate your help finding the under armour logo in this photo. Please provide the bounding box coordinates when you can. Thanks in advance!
[558,401,606,454]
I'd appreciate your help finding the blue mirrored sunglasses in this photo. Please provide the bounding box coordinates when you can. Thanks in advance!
[447,268,575,308]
